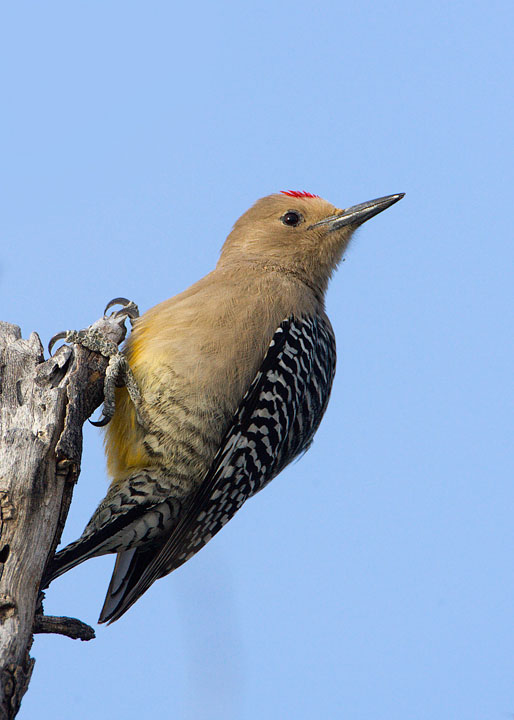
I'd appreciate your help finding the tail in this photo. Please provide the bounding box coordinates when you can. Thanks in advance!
[42,537,104,588]
[98,545,160,624]
[42,470,181,589]
[42,503,146,588]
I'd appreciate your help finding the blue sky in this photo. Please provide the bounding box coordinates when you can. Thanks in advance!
[2,1,513,718]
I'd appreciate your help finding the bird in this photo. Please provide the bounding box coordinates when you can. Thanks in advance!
[44,189,404,623]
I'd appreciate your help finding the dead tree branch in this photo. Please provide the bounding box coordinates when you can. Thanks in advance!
[0,310,132,719]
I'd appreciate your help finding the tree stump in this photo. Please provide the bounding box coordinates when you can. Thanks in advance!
[0,311,132,719]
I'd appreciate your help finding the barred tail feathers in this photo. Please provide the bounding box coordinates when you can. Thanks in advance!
[43,469,182,589]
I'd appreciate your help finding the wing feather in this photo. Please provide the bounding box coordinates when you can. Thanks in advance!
[100,315,336,623]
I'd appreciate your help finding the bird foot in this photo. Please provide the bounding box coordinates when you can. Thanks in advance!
[48,298,144,426]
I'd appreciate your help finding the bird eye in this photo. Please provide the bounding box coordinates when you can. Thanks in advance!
[281,211,303,227]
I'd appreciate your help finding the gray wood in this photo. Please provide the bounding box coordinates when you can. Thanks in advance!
[0,313,131,719]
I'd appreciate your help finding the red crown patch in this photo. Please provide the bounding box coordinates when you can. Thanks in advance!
[280,190,320,199]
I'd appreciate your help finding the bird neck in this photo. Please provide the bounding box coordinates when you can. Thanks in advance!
[223,258,326,305]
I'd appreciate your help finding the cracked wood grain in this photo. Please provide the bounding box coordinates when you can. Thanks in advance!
[0,313,130,719]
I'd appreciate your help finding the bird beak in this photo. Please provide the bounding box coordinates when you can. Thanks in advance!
[310,193,405,231]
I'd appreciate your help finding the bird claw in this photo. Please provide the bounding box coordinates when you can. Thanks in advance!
[48,299,142,427]
[48,330,70,357]
[48,297,139,358]
[89,414,112,427]
[104,297,139,323]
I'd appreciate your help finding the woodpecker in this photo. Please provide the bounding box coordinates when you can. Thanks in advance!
[45,190,404,623]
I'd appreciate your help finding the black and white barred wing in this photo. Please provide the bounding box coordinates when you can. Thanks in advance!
[103,315,336,621]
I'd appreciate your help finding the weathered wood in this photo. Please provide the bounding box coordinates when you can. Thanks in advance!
[33,615,95,641]
[0,313,131,719]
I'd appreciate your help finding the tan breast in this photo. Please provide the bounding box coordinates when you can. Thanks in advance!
[104,265,322,488]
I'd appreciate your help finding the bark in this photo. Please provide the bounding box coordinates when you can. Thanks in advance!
[0,312,130,719]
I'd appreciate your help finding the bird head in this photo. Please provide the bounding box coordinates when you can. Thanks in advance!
[219,190,404,295]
